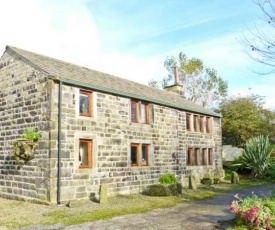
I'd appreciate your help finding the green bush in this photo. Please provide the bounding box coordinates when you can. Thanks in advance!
[159,173,177,185]
[21,128,41,141]
[232,135,274,178]
[265,157,275,179]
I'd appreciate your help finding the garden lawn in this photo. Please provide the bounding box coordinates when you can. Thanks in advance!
[0,179,271,229]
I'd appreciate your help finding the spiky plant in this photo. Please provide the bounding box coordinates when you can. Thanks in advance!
[239,135,274,178]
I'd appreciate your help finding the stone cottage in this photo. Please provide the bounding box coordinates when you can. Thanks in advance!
[0,46,223,204]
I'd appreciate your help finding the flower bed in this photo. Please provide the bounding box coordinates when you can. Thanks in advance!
[230,192,275,229]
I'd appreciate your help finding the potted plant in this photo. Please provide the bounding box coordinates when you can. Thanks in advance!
[11,128,41,164]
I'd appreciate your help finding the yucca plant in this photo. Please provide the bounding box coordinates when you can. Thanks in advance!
[235,135,274,178]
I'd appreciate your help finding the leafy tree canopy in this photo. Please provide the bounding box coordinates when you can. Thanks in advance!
[216,93,275,147]
[149,52,228,108]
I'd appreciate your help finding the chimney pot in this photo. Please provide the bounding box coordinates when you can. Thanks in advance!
[174,66,179,85]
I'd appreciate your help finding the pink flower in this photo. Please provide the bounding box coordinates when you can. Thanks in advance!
[265,217,271,225]
[245,207,259,223]
[254,218,261,227]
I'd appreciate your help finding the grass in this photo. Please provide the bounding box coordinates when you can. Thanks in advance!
[0,173,273,229]
[0,194,181,229]
[41,195,180,226]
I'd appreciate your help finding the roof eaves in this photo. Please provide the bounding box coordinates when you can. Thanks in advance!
[58,77,221,117]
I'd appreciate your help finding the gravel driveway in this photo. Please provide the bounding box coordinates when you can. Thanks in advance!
[62,184,275,230]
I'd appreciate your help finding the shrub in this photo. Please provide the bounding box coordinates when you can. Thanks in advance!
[232,135,274,178]
[11,128,41,164]
[230,193,275,229]
[265,157,275,179]
[21,128,41,141]
[159,173,177,185]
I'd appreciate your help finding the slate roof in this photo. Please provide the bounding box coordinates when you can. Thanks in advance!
[5,46,221,117]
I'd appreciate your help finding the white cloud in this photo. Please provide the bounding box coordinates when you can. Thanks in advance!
[0,0,165,85]
[0,0,100,68]
[0,0,169,87]
[92,52,166,85]
[0,0,274,110]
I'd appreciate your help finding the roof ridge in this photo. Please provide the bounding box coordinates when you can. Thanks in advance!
[4,45,220,117]
[7,45,182,99]
[7,46,148,86]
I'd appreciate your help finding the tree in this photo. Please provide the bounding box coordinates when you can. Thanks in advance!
[149,52,228,108]
[216,94,275,147]
[244,0,275,71]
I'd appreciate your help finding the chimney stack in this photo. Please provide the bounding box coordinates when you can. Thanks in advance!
[164,66,184,97]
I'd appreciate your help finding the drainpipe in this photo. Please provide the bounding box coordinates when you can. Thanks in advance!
[57,80,62,204]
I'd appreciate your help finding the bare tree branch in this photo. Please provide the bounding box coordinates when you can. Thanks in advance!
[243,0,275,72]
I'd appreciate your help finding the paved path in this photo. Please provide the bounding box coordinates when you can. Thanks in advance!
[64,184,275,230]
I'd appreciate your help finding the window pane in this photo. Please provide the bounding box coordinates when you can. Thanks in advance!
[194,115,199,131]
[202,149,207,165]
[80,93,89,115]
[79,141,88,166]
[206,117,211,133]
[187,148,192,166]
[142,145,148,166]
[141,103,146,123]
[192,150,196,166]
[195,148,200,165]
[186,114,192,131]
[200,116,204,132]
[131,146,138,165]
[131,101,137,122]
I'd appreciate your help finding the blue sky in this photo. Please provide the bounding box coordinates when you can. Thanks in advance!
[0,0,274,108]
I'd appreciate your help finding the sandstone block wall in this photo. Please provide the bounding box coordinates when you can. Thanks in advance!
[0,51,51,202]
[0,52,222,203]
[48,83,222,202]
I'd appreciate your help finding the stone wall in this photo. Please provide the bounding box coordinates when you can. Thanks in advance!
[0,52,222,203]
[48,83,222,202]
[0,50,51,202]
